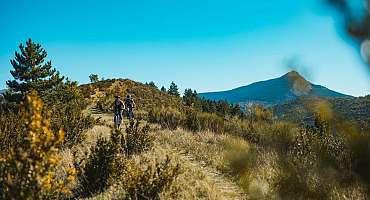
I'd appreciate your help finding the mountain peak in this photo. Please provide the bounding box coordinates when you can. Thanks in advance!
[283,71,312,96]
[199,71,350,105]
[283,70,304,79]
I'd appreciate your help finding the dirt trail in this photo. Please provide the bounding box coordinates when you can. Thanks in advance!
[177,152,246,200]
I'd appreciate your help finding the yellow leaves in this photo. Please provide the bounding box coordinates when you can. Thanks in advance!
[66,167,76,182]
[48,156,59,167]
[0,91,76,199]
[39,173,53,191]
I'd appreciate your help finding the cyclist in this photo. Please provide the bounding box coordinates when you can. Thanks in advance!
[124,94,136,120]
[111,95,125,124]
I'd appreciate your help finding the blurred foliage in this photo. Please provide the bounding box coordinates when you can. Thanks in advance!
[0,92,76,200]
[274,96,370,133]
[223,98,370,199]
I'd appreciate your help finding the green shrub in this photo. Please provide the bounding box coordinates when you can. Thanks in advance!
[124,120,154,156]
[46,81,95,147]
[75,137,115,197]
[245,104,273,122]
[111,120,154,157]
[184,111,225,133]
[148,107,184,130]
[0,111,27,152]
[122,156,181,200]
[79,84,96,98]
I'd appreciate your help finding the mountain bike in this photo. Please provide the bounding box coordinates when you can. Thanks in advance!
[114,110,122,129]
[126,107,135,121]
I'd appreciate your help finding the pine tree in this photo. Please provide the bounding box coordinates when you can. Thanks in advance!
[168,82,180,96]
[147,81,158,89]
[183,88,198,106]
[160,86,167,93]
[6,39,64,100]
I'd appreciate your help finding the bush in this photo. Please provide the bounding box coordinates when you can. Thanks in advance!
[111,120,154,157]
[184,110,225,133]
[75,137,115,197]
[262,122,297,152]
[122,156,181,200]
[0,111,27,152]
[79,84,96,98]
[45,81,95,147]
[0,92,76,200]
[124,120,154,156]
[245,104,273,122]
[148,107,184,130]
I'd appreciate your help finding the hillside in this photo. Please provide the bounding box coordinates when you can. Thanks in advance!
[80,79,186,114]
[199,71,351,105]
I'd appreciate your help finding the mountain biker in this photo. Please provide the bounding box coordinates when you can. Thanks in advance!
[124,94,136,119]
[111,95,125,122]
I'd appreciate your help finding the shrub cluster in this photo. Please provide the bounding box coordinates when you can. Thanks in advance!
[45,81,95,147]
[0,110,27,152]
[122,156,181,200]
[1,81,95,149]
[74,137,115,197]
[148,107,184,130]
[0,92,76,200]
[110,120,154,157]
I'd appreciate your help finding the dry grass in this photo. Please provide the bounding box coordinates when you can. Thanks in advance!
[154,129,229,171]
[85,140,245,200]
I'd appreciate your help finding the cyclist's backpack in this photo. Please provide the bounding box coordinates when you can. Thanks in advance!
[114,99,124,112]
[125,98,134,109]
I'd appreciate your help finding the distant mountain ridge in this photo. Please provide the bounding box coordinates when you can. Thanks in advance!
[199,71,352,105]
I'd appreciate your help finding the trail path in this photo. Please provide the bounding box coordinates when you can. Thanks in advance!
[177,152,246,200]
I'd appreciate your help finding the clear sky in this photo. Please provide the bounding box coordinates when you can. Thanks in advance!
[0,0,369,96]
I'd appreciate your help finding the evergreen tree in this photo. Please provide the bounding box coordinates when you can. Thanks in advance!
[168,82,180,96]
[183,88,198,106]
[160,86,167,93]
[89,74,99,83]
[147,81,158,89]
[6,39,64,100]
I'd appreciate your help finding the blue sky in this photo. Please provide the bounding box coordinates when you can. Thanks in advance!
[0,0,369,96]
